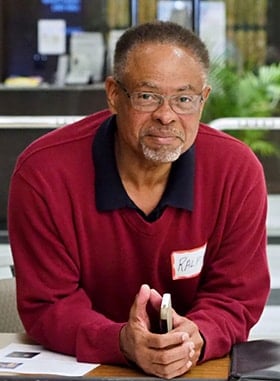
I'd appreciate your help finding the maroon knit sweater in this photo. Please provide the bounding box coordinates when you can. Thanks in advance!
[8,109,270,364]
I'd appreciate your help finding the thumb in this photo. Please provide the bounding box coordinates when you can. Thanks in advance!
[134,284,151,311]
[130,284,151,329]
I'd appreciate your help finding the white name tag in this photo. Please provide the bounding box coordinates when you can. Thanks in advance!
[171,244,207,280]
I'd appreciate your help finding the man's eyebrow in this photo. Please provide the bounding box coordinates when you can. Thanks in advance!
[177,84,196,92]
[135,81,158,89]
[135,82,197,92]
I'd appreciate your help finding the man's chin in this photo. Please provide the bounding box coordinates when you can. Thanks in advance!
[142,145,183,163]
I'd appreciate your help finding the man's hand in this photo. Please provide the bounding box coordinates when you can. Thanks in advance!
[119,284,204,379]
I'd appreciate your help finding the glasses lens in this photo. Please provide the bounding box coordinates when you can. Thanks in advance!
[171,95,200,114]
[129,91,202,114]
[131,92,160,111]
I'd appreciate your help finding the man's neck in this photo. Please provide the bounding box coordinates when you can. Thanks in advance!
[115,138,172,215]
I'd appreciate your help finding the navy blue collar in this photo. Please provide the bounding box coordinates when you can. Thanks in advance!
[93,115,194,220]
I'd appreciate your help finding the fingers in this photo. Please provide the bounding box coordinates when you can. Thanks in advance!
[172,313,204,365]
[148,287,163,317]
[121,286,202,378]
[148,339,195,379]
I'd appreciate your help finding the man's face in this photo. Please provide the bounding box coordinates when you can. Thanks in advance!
[106,43,210,165]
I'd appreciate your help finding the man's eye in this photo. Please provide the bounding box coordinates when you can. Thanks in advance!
[138,93,155,101]
[178,95,193,103]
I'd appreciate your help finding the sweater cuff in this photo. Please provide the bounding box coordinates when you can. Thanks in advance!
[77,321,128,365]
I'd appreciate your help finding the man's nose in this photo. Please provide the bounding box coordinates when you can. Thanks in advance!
[151,99,176,125]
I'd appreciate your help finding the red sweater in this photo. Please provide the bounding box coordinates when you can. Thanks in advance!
[8,109,270,364]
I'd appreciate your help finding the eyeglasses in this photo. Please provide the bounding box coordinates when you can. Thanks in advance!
[116,80,205,114]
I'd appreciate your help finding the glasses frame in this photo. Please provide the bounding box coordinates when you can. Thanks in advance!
[115,79,205,115]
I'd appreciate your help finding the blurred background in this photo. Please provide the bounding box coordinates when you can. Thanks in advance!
[0,0,279,337]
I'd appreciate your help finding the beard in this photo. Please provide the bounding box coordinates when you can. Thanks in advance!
[140,140,184,163]
[140,126,185,163]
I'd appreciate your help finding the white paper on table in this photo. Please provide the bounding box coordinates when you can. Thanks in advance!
[0,343,99,376]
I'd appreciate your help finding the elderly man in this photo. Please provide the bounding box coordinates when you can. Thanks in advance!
[9,21,269,379]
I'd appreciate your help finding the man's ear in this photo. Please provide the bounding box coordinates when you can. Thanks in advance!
[105,76,118,114]
[202,85,212,102]
[199,85,212,118]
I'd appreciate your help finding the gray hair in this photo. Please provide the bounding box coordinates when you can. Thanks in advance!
[113,21,210,81]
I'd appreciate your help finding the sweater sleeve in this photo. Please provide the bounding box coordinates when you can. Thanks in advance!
[187,156,270,362]
[8,172,127,365]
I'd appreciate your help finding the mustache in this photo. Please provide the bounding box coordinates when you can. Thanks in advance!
[141,125,185,140]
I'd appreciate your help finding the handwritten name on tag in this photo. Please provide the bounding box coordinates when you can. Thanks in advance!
[171,244,207,280]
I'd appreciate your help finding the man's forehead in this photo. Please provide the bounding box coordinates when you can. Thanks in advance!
[128,41,195,56]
